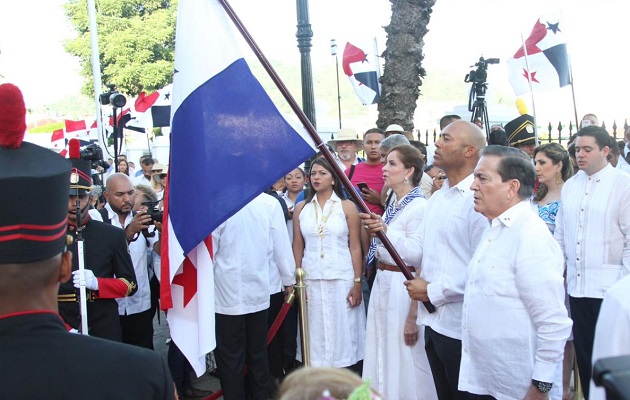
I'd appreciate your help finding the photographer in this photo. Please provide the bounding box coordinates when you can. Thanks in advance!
[60,157,138,341]
[90,173,160,349]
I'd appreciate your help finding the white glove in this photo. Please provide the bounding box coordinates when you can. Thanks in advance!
[72,269,99,291]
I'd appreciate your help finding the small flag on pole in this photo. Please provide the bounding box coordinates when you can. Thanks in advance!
[342,39,381,105]
[507,16,571,96]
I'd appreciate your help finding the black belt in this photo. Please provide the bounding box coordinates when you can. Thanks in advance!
[58,291,96,302]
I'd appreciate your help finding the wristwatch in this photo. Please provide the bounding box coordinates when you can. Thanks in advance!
[532,379,553,393]
[353,277,364,284]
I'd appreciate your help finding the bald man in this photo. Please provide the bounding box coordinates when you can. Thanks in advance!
[405,121,488,400]
[91,173,160,349]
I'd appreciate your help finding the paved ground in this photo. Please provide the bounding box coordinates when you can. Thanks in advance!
[153,311,222,395]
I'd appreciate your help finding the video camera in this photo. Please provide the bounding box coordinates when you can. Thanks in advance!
[99,84,126,108]
[141,200,163,224]
[464,56,500,85]
[80,143,110,172]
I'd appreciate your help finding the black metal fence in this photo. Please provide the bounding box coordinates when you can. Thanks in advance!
[418,119,629,146]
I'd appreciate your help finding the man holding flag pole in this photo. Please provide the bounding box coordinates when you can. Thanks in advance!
[161,3,436,396]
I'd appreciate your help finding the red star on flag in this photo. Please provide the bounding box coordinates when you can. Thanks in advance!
[172,257,197,307]
[522,68,540,83]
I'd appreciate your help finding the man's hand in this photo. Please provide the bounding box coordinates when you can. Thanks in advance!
[524,385,549,400]
[126,210,152,236]
[72,269,99,290]
[431,175,446,194]
[346,283,362,307]
[361,188,382,206]
[403,277,430,302]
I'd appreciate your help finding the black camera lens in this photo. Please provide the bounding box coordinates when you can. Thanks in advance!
[109,93,127,108]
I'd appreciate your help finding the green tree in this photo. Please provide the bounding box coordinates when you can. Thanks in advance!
[64,0,177,97]
[377,0,436,131]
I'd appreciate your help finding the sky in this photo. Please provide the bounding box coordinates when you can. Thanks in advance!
[1,0,629,133]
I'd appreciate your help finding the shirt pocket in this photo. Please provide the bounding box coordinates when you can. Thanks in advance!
[479,257,513,297]
[601,264,623,291]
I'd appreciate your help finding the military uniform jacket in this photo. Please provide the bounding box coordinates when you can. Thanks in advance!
[0,311,175,399]
[59,218,137,341]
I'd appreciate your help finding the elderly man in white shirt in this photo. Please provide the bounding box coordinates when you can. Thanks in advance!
[554,126,630,399]
[459,146,572,400]
[212,192,296,400]
[403,120,488,400]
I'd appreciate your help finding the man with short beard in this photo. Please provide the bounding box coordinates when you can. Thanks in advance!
[328,128,365,170]
[93,173,160,349]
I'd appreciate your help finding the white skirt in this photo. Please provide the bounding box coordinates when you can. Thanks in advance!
[362,270,438,400]
[297,279,366,368]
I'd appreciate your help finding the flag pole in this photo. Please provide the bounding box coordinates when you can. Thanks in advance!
[569,61,579,130]
[218,0,435,313]
[521,33,539,146]
[87,0,106,156]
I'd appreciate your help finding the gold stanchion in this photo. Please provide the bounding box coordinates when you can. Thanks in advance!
[574,358,583,400]
[295,267,310,366]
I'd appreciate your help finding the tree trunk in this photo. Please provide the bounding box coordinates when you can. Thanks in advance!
[377,0,436,131]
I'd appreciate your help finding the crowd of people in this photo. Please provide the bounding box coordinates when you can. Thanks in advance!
[2,80,630,400]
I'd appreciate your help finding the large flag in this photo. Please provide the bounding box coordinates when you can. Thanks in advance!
[342,40,381,105]
[507,16,571,96]
[162,0,316,376]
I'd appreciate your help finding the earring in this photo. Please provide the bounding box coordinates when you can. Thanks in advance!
[555,171,562,184]
[404,177,409,184]
[332,181,335,186]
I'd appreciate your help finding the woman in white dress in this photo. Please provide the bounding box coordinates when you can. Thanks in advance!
[361,145,438,400]
[292,157,365,368]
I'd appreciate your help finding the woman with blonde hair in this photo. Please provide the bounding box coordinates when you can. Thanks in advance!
[278,367,382,400]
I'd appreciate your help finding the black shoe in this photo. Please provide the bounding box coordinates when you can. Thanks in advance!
[181,387,214,399]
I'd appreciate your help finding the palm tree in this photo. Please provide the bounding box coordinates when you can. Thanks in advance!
[377,0,436,131]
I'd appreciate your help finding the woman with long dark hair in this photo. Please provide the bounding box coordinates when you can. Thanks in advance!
[533,142,575,400]
[292,158,365,369]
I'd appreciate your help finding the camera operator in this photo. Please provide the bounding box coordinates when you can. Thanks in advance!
[59,157,138,341]
[90,173,160,349]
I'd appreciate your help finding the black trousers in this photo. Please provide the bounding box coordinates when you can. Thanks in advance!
[570,296,603,400]
[120,308,154,349]
[168,340,193,396]
[267,292,285,395]
[425,326,482,400]
[215,309,269,400]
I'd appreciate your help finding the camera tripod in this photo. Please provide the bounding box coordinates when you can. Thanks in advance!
[468,81,491,140]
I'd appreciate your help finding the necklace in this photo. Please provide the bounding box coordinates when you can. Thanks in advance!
[313,201,336,258]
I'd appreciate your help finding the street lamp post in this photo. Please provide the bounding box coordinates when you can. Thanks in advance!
[296,0,316,129]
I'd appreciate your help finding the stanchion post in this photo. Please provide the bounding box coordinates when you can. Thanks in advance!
[295,267,310,366]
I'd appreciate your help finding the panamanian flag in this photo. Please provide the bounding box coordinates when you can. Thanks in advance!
[507,16,571,96]
[342,39,381,105]
[161,0,316,376]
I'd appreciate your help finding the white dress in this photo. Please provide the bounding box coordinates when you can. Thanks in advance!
[297,192,366,368]
[363,192,438,400]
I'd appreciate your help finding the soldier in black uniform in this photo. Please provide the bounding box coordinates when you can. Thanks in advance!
[59,153,138,340]
[0,83,175,399]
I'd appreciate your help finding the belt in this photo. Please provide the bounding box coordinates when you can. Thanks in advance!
[377,261,416,273]
[58,291,96,302]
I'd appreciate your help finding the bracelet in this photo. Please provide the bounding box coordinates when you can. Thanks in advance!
[353,277,363,284]
[125,228,139,242]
